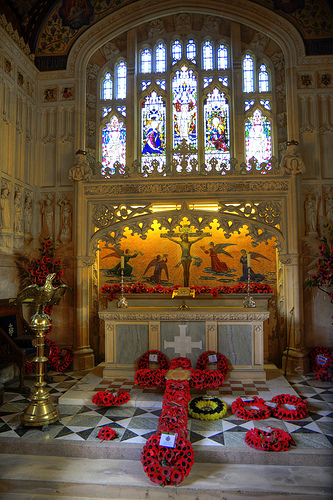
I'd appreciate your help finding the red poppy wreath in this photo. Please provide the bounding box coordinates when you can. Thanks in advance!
[245,427,294,452]
[231,396,272,420]
[92,390,130,406]
[196,350,228,376]
[137,350,169,370]
[270,394,308,420]
[97,426,117,441]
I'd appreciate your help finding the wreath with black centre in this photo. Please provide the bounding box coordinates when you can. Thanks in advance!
[188,396,227,421]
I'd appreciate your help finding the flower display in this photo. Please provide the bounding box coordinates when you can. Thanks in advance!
[92,390,130,407]
[306,224,333,303]
[137,350,169,370]
[135,368,168,387]
[97,426,117,441]
[231,396,272,420]
[270,394,308,420]
[101,282,273,302]
[245,427,293,452]
[170,357,192,370]
[309,346,333,382]
[188,396,227,421]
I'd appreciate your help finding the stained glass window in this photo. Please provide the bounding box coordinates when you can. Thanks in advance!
[204,88,230,165]
[141,48,152,73]
[258,63,269,92]
[141,91,166,171]
[102,115,126,175]
[117,61,127,99]
[186,39,196,62]
[102,72,112,100]
[172,40,182,63]
[243,54,254,93]
[245,109,271,167]
[217,44,228,70]
[202,41,213,70]
[156,43,166,73]
[172,65,197,149]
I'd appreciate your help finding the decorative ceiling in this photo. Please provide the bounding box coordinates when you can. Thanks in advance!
[1,0,332,71]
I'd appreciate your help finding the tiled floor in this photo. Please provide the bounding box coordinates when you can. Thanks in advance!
[0,367,332,451]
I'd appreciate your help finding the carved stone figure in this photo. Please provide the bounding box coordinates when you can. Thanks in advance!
[174,13,192,31]
[68,150,92,181]
[280,141,305,175]
[24,192,33,237]
[305,194,318,234]
[14,189,23,233]
[0,185,10,230]
[324,186,333,222]
[40,194,54,239]
[58,196,72,244]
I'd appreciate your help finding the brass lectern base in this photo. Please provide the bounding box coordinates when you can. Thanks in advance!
[21,397,60,427]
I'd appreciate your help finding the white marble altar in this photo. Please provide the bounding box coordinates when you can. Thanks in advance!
[99,295,271,380]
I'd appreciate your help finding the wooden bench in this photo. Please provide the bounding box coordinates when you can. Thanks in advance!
[0,299,36,394]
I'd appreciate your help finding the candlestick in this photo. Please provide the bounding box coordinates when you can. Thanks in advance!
[120,256,125,269]
[243,264,256,308]
[117,267,128,308]
[247,253,251,267]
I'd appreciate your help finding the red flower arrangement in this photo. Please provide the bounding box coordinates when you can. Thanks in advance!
[101,282,273,302]
[270,394,308,420]
[170,357,192,370]
[137,350,169,370]
[309,346,333,382]
[231,397,272,420]
[245,427,293,452]
[97,426,117,441]
[135,368,168,387]
[92,390,130,407]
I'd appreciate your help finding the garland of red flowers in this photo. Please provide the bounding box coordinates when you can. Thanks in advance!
[245,427,293,452]
[92,390,130,406]
[309,346,333,382]
[141,359,194,486]
[101,282,273,302]
[231,396,272,420]
[137,350,169,370]
[270,394,308,420]
[97,426,117,441]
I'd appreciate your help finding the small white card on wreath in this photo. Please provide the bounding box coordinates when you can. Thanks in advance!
[284,404,296,410]
[241,397,254,402]
[149,354,158,362]
[208,354,218,363]
[265,401,278,408]
[159,432,177,448]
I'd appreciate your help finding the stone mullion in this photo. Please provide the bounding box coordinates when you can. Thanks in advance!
[126,28,137,167]
[230,22,243,161]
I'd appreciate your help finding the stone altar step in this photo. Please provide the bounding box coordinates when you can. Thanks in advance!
[0,454,332,500]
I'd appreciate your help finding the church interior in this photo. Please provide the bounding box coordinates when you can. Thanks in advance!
[0,0,332,497]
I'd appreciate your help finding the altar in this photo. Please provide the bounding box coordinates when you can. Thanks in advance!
[99,294,271,380]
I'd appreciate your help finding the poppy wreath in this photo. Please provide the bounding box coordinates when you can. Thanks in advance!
[169,357,192,370]
[270,394,308,420]
[46,338,73,372]
[188,396,227,421]
[135,368,168,387]
[315,367,333,382]
[196,350,228,375]
[245,428,293,452]
[231,396,272,420]
[92,390,130,406]
[137,350,169,370]
[309,346,333,372]
[97,426,117,441]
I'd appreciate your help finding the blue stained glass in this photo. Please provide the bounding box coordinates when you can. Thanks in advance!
[217,44,228,70]
[203,77,213,88]
[156,79,166,90]
[117,61,127,99]
[172,65,197,148]
[243,54,254,93]
[218,77,228,86]
[259,64,269,92]
[172,40,182,63]
[204,88,230,164]
[102,72,112,100]
[102,115,126,175]
[102,106,112,117]
[245,109,272,167]
[141,48,152,73]
[141,80,152,91]
[141,91,166,170]
[156,43,166,73]
[186,39,196,62]
[260,99,271,110]
[202,41,213,70]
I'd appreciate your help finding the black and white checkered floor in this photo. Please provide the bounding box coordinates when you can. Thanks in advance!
[0,367,332,450]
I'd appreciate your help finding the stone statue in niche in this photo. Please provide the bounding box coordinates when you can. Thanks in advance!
[58,196,72,245]
[68,150,92,181]
[0,185,10,230]
[24,192,33,238]
[202,16,219,33]
[40,194,54,239]
[324,186,333,222]
[280,140,305,175]
[304,193,318,235]
[174,13,192,31]
[13,189,23,233]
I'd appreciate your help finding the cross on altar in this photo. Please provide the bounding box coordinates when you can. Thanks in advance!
[164,324,202,357]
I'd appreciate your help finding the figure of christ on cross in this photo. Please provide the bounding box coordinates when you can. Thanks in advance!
[161,231,211,286]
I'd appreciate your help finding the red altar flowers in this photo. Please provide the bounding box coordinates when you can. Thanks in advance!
[231,396,272,420]
[101,282,273,302]
[92,390,130,407]
[309,346,333,382]
[245,427,293,452]
[137,350,169,370]
[270,394,308,420]
[135,368,168,387]
[170,357,192,370]
[97,426,117,441]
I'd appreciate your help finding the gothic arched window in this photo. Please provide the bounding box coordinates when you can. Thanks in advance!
[102,72,112,100]
[141,48,152,74]
[172,40,182,63]
[245,109,272,167]
[202,40,213,70]
[155,43,166,73]
[217,44,228,70]
[141,90,166,171]
[243,53,254,93]
[116,61,127,99]
[102,114,126,176]
[258,63,269,92]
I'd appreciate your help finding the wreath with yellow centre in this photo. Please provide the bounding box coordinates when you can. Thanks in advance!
[188,396,227,421]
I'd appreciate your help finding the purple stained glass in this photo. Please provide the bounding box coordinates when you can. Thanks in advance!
[141,91,166,170]
[102,115,126,175]
[172,65,197,148]
[204,88,230,163]
[245,109,272,167]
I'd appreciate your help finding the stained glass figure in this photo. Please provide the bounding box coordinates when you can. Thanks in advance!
[102,72,112,100]
[117,61,127,99]
[204,88,230,166]
[245,109,272,167]
[217,44,228,70]
[141,91,166,171]
[172,65,197,148]
[259,63,269,92]
[202,41,213,70]
[102,115,126,175]
[156,43,166,73]
[172,40,182,63]
[243,54,254,93]
[141,48,152,73]
[186,39,196,62]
